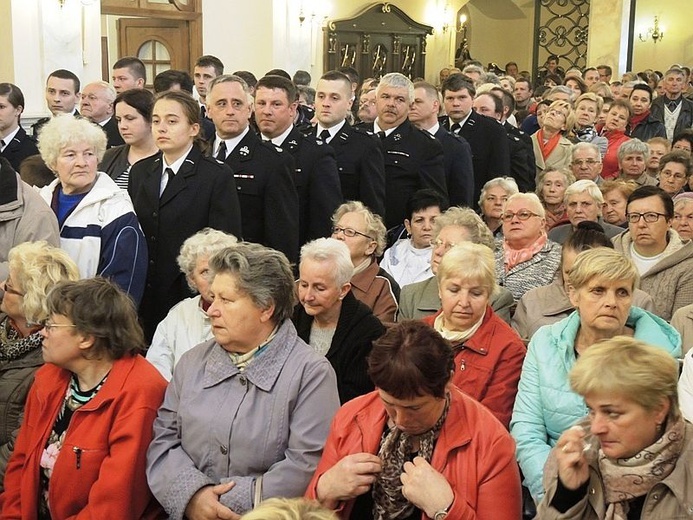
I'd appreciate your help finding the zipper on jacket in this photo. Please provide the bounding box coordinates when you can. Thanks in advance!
[73,446,82,469]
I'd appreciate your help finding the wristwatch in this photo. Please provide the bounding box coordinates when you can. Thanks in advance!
[433,504,451,519]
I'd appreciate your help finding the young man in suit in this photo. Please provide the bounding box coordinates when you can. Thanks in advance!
[31,69,81,137]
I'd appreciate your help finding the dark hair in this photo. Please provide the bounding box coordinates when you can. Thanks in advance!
[564,75,587,94]
[515,77,533,91]
[491,86,515,113]
[293,70,311,86]
[320,70,352,92]
[672,130,693,151]
[153,90,204,150]
[547,54,560,63]
[405,189,448,219]
[627,185,674,219]
[265,68,291,80]
[338,66,359,86]
[505,61,518,70]
[114,88,155,123]
[0,83,24,124]
[46,278,145,359]
[441,73,475,97]
[367,321,453,399]
[630,83,653,102]
[233,70,258,90]
[47,69,80,93]
[477,92,503,115]
[153,70,194,94]
[597,65,613,76]
[257,75,298,103]
[659,150,693,177]
[297,85,315,105]
[113,57,146,82]
[195,55,224,76]
[544,73,562,86]
[584,67,597,75]
[564,221,613,257]
[18,154,54,188]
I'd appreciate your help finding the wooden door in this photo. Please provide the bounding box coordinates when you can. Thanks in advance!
[117,18,190,88]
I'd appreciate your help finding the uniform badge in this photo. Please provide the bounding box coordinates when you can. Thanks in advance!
[394,133,401,141]
[239,146,249,156]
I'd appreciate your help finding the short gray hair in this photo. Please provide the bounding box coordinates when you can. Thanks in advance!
[617,138,649,163]
[38,114,107,170]
[86,81,117,103]
[571,142,601,161]
[176,228,239,291]
[547,85,575,103]
[209,243,296,324]
[332,201,387,257]
[504,192,545,218]
[300,238,354,287]
[478,176,519,211]
[433,206,495,251]
[535,168,575,201]
[208,74,252,96]
[564,179,604,205]
[377,73,414,103]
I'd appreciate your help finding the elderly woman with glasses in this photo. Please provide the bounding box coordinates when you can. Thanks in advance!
[532,100,575,179]
[421,242,526,427]
[495,192,562,302]
[658,150,692,197]
[479,177,519,236]
[1,278,167,519]
[511,247,681,503]
[398,206,514,323]
[331,201,399,323]
[613,185,693,321]
[0,242,79,490]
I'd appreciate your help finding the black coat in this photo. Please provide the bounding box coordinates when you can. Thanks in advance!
[628,114,667,142]
[102,117,125,148]
[279,127,343,244]
[128,145,242,341]
[363,119,447,228]
[314,123,386,218]
[220,130,300,263]
[0,127,38,171]
[292,290,385,403]
[433,126,474,207]
[441,113,511,208]
[650,96,693,139]
[504,122,536,192]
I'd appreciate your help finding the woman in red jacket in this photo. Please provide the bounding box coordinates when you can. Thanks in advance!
[422,241,526,428]
[0,278,167,519]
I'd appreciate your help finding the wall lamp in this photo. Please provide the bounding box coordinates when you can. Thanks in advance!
[639,16,664,44]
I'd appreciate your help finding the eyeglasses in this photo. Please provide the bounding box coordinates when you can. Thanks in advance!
[331,226,373,240]
[626,212,668,223]
[2,279,24,297]
[572,159,600,167]
[42,321,77,333]
[501,210,541,222]
[660,171,687,180]
[430,238,458,251]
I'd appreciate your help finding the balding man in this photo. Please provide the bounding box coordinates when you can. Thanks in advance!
[80,81,123,148]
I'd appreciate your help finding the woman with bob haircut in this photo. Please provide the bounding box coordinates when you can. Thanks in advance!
[146,227,238,381]
[37,114,148,303]
[306,320,522,520]
[539,337,691,519]
[616,138,657,187]
[0,278,167,519]
[478,176,519,236]
[330,201,399,323]
[570,93,607,156]
[293,238,385,403]
[511,247,681,502]
[147,242,340,519]
[421,242,525,427]
[240,498,337,520]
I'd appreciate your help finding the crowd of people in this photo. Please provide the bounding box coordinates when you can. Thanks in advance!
[2,53,693,519]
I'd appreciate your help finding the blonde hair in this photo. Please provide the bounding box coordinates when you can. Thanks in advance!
[574,92,604,114]
[240,498,338,520]
[437,241,497,296]
[570,336,679,421]
[37,114,107,170]
[548,99,576,134]
[568,247,639,292]
[8,241,80,325]
[432,206,495,251]
[331,201,387,256]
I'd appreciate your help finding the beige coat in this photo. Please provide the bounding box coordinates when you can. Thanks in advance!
[531,133,573,183]
[537,421,693,519]
[671,304,693,355]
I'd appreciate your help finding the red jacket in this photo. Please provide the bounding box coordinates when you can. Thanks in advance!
[0,355,167,520]
[305,387,522,520]
[601,130,631,180]
[422,306,526,428]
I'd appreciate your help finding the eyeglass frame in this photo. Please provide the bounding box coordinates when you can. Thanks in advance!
[42,321,78,333]
[2,278,24,297]
[331,225,374,240]
[625,211,669,224]
[501,210,542,222]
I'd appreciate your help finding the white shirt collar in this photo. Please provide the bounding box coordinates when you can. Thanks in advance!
[162,144,194,175]
[373,119,396,137]
[263,125,293,147]
[0,126,20,149]
[214,126,250,157]
[317,120,346,142]
[424,121,440,135]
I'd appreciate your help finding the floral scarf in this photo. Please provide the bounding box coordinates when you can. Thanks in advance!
[503,233,547,272]
[599,417,685,520]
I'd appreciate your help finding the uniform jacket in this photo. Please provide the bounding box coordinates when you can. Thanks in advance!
[531,132,573,181]
[146,320,340,519]
[315,123,386,218]
[432,125,474,207]
[512,280,655,342]
[0,337,43,490]
[0,160,59,280]
[279,127,342,244]
[422,307,526,428]
[613,229,693,321]
[128,145,242,340]
[397,274,515,324]
[441,113,511,210]
[510,308,681,501]
[365,120,446,228]
[0,128,38,172]
[102,116,125,149]
[221,130,299,263]
[0,355,167,520]
[505,122,537,193]
[305,386,522,520]
[292,290,385,403]
[350,259,399,324]
[494,237,562,302]
[39,172,146,303]
[628,112,667,141]
[651,95,693,139]
[537,421,693,520]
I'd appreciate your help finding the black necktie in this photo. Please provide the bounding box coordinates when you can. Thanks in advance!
[160,167,174,196]
[377,131,386,140]
[319,129,330,142]
[451,122,461,134]
[216,141,227,161]
[667,98,681,111]
[200,105,206,119]
[0,139,5,151]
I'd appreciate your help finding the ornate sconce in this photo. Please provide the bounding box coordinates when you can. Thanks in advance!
[639,16,664,44]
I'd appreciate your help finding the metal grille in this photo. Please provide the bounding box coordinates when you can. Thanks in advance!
[534,0,590,75]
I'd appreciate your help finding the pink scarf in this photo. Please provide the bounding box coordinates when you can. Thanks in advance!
[503,233,547,272]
